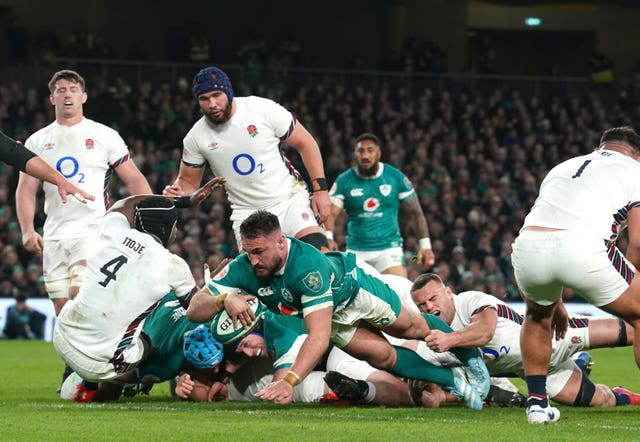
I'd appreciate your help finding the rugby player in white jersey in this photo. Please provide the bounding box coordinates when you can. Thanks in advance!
[53,177,241,401]
[162,66,330,251]
[511,126,640,423]
[411,273,640,416]
[16,69,151,317]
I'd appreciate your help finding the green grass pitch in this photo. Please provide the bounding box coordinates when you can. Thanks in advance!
[1,340,639,441]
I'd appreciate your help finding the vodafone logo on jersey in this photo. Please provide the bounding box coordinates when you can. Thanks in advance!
[363,197,380,212]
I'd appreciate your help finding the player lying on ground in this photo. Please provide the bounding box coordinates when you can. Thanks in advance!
[407,273,640,408]
[61,293,225,402]
[52,177,254,395]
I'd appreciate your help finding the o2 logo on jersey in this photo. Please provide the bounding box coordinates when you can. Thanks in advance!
[483,346,510,360]
[363,197,380,212]
[232,153,265,176]
[56,156,85,183]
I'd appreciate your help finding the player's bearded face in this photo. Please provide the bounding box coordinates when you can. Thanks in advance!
[355,142,381,176]
[200,92,232,125]
[243,233,286,280]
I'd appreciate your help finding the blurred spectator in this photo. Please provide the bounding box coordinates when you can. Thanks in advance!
[2,294,46,339]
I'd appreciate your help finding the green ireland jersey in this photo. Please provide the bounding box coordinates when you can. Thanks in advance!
[329,163,415,250]
[263,310,308,371]
[137,293,210,382]
[207,237,360,318]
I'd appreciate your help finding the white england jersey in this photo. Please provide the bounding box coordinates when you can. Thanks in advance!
[182,96,306,210]
[452,291,590,378]
[55,211,195,372]
[522,149,640,241]
[25,118,131,239]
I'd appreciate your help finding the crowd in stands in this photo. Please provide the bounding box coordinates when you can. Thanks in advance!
[1,67,636,306]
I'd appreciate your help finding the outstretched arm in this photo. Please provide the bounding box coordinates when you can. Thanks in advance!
[163,162,206,196]
[323,203,344,251]
[400,194,435,270]
[109,176,225,225]
[1,129,93,203]
[425,308,498,352]
[254,306,332,404]
[286,121,330,223]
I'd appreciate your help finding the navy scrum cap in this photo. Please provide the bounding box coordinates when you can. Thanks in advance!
[193,66,234,103]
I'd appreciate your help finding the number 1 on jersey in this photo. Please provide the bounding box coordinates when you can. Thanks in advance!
[572,160,591,179]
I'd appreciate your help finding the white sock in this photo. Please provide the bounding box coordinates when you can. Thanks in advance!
[364,382,376,403]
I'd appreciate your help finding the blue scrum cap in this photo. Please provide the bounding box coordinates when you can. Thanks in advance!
[193,66,234,103]
[183,325,224,369]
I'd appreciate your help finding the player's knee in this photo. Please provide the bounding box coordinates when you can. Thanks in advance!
[47,278,70,301]
[297,232,329,250]
[572,373,596,406]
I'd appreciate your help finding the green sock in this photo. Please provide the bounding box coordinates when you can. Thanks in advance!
[421,313,478,364]
[391,345,454,388]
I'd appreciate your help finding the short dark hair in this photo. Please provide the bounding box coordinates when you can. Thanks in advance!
[48,70,86,93]
[599,126,640,152]
[133,197,177,247]
[410,273,444,293]
[240,210,281,240]
[355,132,382,148]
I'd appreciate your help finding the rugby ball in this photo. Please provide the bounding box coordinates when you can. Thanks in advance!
[210,296,265,344]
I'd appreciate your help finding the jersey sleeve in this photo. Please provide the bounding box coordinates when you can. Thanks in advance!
[329,173,346,208]
[261,98,295,140]
[294,261,334,316]
[23,134,38,154]
[456,291,499,322]
[206,258,251,295]
[395,167,416,202]
[167,254,197,300]
[103,126,131,167]
[181,124,207,168]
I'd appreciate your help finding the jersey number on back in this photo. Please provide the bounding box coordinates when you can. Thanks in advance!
[98,255,128,287]
[571,160,591,179]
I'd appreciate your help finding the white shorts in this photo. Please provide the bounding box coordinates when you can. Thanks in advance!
[484,322,590,397]
[348,247,405,274]
[43,237,92,299]
[227,357,326,403]
[231,188,319,248]
[53,325,145,382]
[330,273,401,348]
[512,229,630,306]
[546,359,579,398]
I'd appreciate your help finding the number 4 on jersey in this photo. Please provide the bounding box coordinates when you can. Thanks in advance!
[98,255,128,287]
